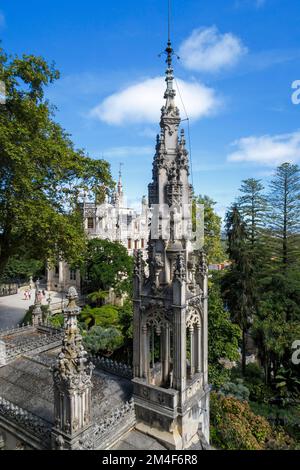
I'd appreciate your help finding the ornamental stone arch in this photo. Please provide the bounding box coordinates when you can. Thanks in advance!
[186,301,204,378]
[186,309,201,329]
[143,307,172,335]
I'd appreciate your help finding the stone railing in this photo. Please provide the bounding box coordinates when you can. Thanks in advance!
[37,324,64,334]
[0,324,33,338]
[6,332,63,360]
[79,399,136,450]
[0,396,52,447]
[89,354,133,379]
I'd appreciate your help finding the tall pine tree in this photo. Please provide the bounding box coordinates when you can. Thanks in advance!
[267,163,300,271]
[222,205,256,375]
[237,178,267,253]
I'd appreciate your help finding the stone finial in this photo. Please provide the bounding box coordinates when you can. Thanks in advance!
[65,286,79,310]
[32,282,43,327]
[52,284,94,446]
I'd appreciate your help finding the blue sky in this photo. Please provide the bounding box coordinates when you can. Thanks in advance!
[1,0,300,219]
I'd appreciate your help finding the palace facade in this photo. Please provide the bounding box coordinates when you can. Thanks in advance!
[46,175,150,293]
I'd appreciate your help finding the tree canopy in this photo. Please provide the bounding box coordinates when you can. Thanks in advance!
[81,238,133,296]
[0,46,113,274]
[194,194,225,264]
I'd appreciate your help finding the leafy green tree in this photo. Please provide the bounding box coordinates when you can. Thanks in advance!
[208,275,241,388]
[0,252,43,282]
[222,205,256,375]
[194,195,225,264]
[87,289,109,307]
[0,46,113,275]
[252,300,300,386]
[267,163,300,271]
[81,239,133,296]
[117,299,133,341]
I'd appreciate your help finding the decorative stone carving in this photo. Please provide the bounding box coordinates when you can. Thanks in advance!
[134,249,144,278]
[79,400,136,450]
[173,252,186,282]
[0,396,52,446]
[186,310,201,328]
[52,287,94,448]
[89,355,133,379]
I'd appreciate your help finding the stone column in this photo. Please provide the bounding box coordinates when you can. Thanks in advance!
[46,262,52,291]
[58,260,64,292]
[151,327,155,368]
[32,281,43,327]
[163,324,170,384]
[173,307,186,394]
[196,325,201,373]
[189,326,195,377]
[0,432,5,450]
[142,325,149,381]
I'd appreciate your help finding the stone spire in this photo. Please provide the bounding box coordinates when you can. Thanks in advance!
[117,163,124,206]
[32,279,42,327]
[52,287,94,450]
[132,12,210,449]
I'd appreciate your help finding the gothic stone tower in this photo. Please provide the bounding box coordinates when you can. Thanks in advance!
[132,39,210,450]
[52,287,94,450]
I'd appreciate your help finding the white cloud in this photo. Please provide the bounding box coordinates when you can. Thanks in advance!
[178,26,247,73]
[90,76,220,125]
[103,146,153,158]
[228,131,300,166]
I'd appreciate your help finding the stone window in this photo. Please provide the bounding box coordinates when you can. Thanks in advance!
[69,269,76,281]
[141,238,145,249]
[87,217,94,229]
[135,240,139,250]
[128,238,132,249]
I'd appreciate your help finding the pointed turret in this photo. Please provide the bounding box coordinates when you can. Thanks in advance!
[52,287,94,450]
[132,5,210,449]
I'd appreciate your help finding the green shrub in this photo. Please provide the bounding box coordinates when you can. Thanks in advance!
[48,314,64,328]
[220,379,250,401]
[83,326,123,354]
[210,392,294,450]
[80,305,119,328]
[244,363,264,383]
[248,382,274,403]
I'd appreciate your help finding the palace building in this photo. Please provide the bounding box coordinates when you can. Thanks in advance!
[46,172,150,293]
